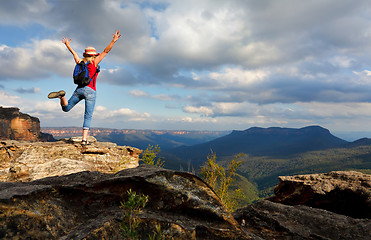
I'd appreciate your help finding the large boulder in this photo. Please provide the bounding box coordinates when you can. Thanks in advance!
[0,138,141,182]
[234,200,371,240]
[0,165,255,240]
[272,171,371,218]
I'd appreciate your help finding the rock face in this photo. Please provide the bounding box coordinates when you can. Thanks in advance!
[272,171,371,218]
[0,107,48,142]
[0,165,254,240]
[234,200,371,240]
[233,171,371,240]
[0,137,141,182]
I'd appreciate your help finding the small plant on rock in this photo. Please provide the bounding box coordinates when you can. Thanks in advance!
[120,189,149,240]
[148,223,165,240]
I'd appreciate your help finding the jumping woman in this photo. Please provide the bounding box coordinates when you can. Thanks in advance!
[48,30,121,145]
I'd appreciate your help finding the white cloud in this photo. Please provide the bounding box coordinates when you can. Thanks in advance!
[0,0,51,25]
[94,106,151,121]
[130,89,149,97]
[183,106,214,116]
[208,67,269,89]
[129,89,177,101]
[15,87,41,94]
[352,70,371,85]
[0,40,73,80]
[296,102,371,118]
[152,94,172,101]
[0,91,21,106]
[330,56,354,68]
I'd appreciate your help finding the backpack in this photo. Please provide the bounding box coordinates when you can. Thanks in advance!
[73,61,100,87]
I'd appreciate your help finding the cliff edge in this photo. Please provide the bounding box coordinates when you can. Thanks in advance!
[0,107,51,142]
[0,137,141,182]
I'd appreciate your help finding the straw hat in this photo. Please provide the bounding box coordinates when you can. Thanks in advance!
[84,47,99,56]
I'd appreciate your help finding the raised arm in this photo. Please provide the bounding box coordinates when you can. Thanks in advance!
[94,30,121,65]
[62,37,81,64]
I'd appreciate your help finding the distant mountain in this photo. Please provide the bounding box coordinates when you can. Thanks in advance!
[345,137,371,148]
[95,131,224,150]
[162,126,371,199]
[41,127,230,150]
[163,126,349,167]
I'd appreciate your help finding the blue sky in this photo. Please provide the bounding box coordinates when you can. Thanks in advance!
[1,0,371,139]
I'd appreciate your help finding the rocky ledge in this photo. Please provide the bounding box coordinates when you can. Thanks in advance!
[0,137,141,182]
[234,199,370,240]
[233,171,371,240]
[0,165,254,240]
[272,171,371,218]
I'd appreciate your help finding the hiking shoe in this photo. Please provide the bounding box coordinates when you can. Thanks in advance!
[48,90,66,99]
[81,140,90,146]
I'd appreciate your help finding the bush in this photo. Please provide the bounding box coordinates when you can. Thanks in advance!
[141,144,164,167]
[120,189,165,240]
[200,151,246,212]
[120,189,149,240]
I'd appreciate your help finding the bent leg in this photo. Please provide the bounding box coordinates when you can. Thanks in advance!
[60,96,68,107]
[62,89,82,112]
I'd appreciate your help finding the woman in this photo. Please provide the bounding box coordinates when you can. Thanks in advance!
[48,30,121,145]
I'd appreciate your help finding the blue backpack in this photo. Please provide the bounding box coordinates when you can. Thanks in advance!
[73,61,100,87]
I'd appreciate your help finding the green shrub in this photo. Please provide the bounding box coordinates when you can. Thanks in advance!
[120,189,165,239]
[141,144,164,167]
[148,223,165,240]
[120,189,149,240]
[200,151,246,212]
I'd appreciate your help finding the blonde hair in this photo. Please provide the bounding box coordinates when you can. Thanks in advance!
[81,55,96,64]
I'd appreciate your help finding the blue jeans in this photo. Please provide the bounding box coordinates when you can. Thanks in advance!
[62,86,96,130]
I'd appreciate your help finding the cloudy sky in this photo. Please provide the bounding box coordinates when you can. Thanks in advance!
[1,0,371,138]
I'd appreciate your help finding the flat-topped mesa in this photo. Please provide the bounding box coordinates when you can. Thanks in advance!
[0,107,47,142]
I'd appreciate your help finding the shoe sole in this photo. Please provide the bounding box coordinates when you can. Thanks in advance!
[48,90,65,99]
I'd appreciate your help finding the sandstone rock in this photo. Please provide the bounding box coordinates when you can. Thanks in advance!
[234,200,371,240]
[0,139,141,182]
[272,171,371,218]
[0,107,47,141]
[0,165,255,240]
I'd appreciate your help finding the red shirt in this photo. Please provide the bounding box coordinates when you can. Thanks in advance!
[86,61,99,91]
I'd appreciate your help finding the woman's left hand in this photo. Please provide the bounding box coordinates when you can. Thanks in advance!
[113,30,121,42]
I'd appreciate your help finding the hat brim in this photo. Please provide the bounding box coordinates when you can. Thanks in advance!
[83,52,99,57]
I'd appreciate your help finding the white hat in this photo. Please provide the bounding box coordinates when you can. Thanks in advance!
[84,46,99,56]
